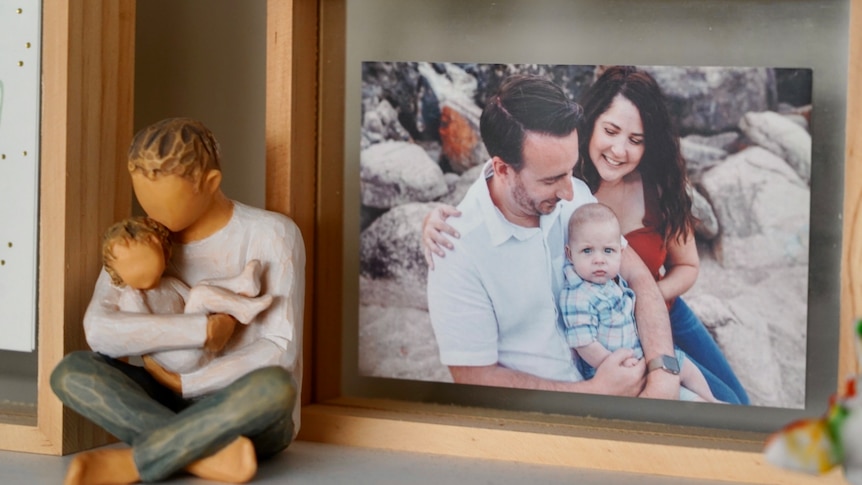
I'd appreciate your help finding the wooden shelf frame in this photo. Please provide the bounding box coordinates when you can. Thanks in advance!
[2,4,856,483]
[264,1,862,484]
[0,0,135,455]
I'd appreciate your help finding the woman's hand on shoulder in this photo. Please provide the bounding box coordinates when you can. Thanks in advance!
[422,204,462,270]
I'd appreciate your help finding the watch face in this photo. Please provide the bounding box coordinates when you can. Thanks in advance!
[663,355,680,374]
[647,355,680,375]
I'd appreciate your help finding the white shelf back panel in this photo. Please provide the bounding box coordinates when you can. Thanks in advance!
[0,1,41,352]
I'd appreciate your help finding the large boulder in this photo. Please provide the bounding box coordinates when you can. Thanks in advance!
[440,164,483,206]
[698,146,809,269]
[691,187,719,240]
[416,63,488,173]
[642,66,773,135]
[361,98,412,150]
[681,136,728,184]
[360,141,448,209]
[686,293,798,408]
[362,61,439,141]
[739,110,811,185]
[360,202,439,310]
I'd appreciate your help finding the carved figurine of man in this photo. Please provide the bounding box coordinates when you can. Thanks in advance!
[50,118,305,484]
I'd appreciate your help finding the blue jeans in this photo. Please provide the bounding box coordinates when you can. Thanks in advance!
[669,297,750,405]
[50,351,296,482]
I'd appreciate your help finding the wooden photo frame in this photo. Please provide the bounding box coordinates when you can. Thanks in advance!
[0,0,135,455]
[264,0,862,484]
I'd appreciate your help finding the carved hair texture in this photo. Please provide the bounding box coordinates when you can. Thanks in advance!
[102,217,172,286]
[128,118,221,185]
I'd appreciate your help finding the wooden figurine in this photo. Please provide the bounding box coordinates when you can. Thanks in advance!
[50,118,306,484]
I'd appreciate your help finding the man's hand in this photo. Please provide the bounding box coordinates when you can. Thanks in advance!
[142,355,182,394]
[639,367,681,400]
[591,349,646,397]
[205,313,237,352]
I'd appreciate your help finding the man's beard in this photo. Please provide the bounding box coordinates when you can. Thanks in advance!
[512,174,558,217]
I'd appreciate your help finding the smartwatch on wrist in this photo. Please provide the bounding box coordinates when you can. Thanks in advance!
[647,354,680,375]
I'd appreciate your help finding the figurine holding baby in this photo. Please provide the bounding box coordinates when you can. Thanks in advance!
[50,118,306,484]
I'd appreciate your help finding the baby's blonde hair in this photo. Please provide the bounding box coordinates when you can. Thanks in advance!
[127,118,221,186]
[567,202,621,242]
[102,217,172,286]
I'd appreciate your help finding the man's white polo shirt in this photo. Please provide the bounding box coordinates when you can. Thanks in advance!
[427,162,596,383]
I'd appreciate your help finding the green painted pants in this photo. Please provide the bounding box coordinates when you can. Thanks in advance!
[50,351,296,482]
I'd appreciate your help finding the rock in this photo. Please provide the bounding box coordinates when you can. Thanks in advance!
[439,100,489,174]
[683,132,742,152]
[686,248,808,410]
[467,63,595,109]
[774,68,813,107]
[362,61,438,140]
[681,137,727,184]
[440,164,484,206]
[360,202,440,310]
[416,63,489,174]
[698,146,809,269]
[739,110,811,185]
[780,113,809,130]
[361,99,412,150]
[360,141,449,209]
[686,293,793,408]
[358,305,452,382]
[777,103,812,126]
[642,66,773,135]
[691,187,719,240]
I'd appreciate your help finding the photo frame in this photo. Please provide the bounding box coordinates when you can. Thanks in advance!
[263,0,861,483]
[354,61,815,422]
[0,0,134,455]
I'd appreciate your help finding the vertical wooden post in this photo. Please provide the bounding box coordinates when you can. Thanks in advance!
[840,0,862,384]
[265,0,320,406]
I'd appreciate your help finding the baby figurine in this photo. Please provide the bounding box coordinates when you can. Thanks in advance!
[764,319,862,484]
[102,216,273,373]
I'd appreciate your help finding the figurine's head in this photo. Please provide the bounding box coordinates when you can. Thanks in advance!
[127,118,225,235]
[128,117,221,185]
[102,216,172,290]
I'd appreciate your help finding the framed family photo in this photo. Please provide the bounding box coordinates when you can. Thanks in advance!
[354,61,818,423]
[262,0,861,483]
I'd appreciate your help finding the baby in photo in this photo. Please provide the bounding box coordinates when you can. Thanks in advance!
[559,203,720,403]
[102,216,272,373]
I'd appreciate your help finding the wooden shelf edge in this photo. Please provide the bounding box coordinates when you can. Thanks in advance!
[0,422,62,455]
[298,403,846,485]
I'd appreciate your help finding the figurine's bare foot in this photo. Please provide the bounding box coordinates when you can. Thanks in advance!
[187,286,273,324]
[234,260,263,297]
[185,436,257,483]
[64,448,139,485]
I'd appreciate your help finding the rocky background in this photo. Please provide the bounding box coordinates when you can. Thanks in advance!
[358,62,813,409]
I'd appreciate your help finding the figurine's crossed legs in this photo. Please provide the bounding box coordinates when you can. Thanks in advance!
[50,351,296,484]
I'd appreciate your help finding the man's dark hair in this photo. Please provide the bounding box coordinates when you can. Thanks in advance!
[479,75,583,171]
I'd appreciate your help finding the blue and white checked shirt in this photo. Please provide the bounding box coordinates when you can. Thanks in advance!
[558,264,642,364]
